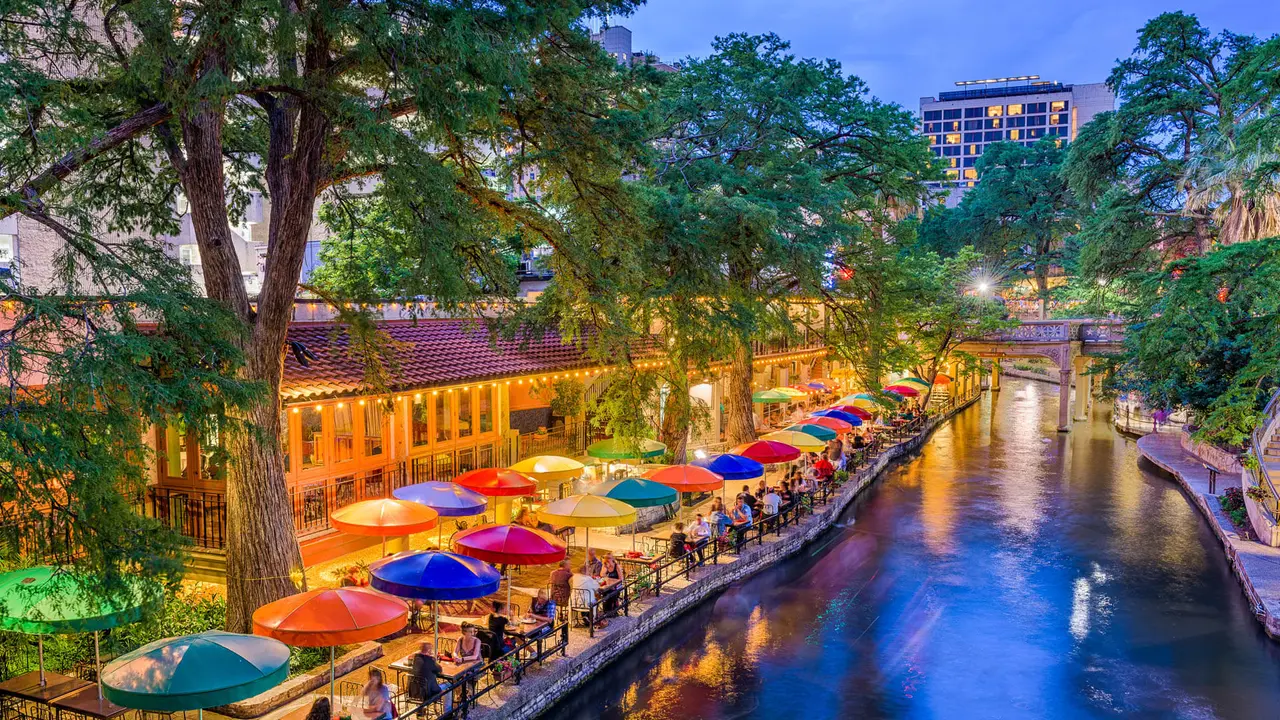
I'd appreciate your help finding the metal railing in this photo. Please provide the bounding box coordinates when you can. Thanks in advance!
[143,487,227,549]
[291,464,408,536]
[1248,390,1280,518]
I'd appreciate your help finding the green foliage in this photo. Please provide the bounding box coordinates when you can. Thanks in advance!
[532,379,585,420]
[1219,487,1249,529]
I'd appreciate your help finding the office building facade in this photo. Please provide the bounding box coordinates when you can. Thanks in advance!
[919,76,1114,204]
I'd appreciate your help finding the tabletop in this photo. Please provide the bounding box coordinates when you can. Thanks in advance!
[389,654,479,681]
[508,619,550,639]
[0,672,93,703]
[51,685,129,720]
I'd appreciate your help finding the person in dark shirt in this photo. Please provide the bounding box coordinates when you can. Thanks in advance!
[736,485,758,515]
[409,642,442,708]
[668,522,689,559]
[304,697,331,720]
[549,559,573,607]
[486,601,511,655]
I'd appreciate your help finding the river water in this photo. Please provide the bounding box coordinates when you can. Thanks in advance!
[551,379,1280,719]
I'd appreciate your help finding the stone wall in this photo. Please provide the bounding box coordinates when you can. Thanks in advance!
[1179,431,1243,475]
[484,395,982,720]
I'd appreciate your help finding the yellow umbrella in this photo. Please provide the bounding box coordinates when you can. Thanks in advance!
[897,377,931,391]
[770,387,809,398]
[510,455,585,483]
[537,494,637,554]
[759,430,826,453]
[837,394,878,410]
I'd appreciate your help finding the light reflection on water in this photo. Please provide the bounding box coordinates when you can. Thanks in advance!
[551,380,1280,719]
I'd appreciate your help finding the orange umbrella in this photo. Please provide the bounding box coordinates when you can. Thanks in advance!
[454,468,538,497]
[330,498,439,556]
[252,587,407,706]
[934,373,953,385]
[642,465,724,521]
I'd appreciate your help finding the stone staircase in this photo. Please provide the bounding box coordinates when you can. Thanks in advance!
[927,386,951,409]
[185,548,227,584]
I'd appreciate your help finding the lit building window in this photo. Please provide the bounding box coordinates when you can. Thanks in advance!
[0,234,13,264]
[1050,100,1066,112]
[944,133,961,144]
[300,407,324,469]
[178,244,201,266]
[968,144,978,155]
[280,412,290,472]
[334,404,354,462]
[945,169,959,180]
[412,397,430,447]
[435,394,452,442]
[949,158,958,168]
[479,386,493,434]
[1008,129,1021,140]
[929,135,937,145]
[1049,113,1062,125]
[458,390,472,439]
[987,106,1003,117]
[364,402,384,456]
[963,168,978,180]
[1007,104,1023,116]
[949,121,961,131]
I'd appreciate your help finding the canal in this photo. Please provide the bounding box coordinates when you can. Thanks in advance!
[551,379,1280,719]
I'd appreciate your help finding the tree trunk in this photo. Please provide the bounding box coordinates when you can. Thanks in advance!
[1035,266,1049,320]
[659,388,690,464]
[725,340,756,446]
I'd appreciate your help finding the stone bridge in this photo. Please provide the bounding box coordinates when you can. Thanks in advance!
[956,319,1126,432]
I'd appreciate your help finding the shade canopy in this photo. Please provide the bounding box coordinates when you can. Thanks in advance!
[453,468,538,497]
[691,454,764,481]
[811,409,864,426]
[252,587,407,647]
[772,387,809,398]
[591,478,679,508]
[825,405,873,419]
[330,498,438,537]
[508,455,585,483]
[392,482,487,517]
[370,550,502,601]
[751,390,792,404]
[884,385,920,397]
[537,494,637,528]
[452,524,568,566]
[759,431,826,453]
[0,567,156,635]
[804,415,853,433]
[586,437,667,460]
[899,377,932,389]
[805,382,829,391]
[101,631,289,711]
[642,465,725,493]
[732,440,802,464]
[934,373,954,386]
[784,423,837,441]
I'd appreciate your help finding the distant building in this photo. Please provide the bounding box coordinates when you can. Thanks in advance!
[920,75,1114,206]
[591,24,678,72]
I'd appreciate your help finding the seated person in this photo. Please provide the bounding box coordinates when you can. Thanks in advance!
[708,498,733,537]
[668,522,689,559]
[690,513,712,544]
[408,642,442,705]
[529,588,555,622]
[731,497,753,528]
[549,559,573,608]
[485,601,511,656]
[571,572,601,606]
[583,548,603,578]
[762,487,782,515]
[852,433,866,449]
[456,624,483,663]
[305,697,331,720]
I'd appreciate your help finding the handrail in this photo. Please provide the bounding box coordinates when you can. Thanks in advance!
[1248,389,1280,518]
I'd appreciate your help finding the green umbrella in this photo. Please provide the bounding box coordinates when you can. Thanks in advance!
[784,423,837,441]
[586,437,667,460]
[590,478,678,550]
[752,390,792,404]
[102,631,290,716]
[0,566,156,691]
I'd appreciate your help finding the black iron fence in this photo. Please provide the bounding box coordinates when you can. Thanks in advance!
[143,487,227,550]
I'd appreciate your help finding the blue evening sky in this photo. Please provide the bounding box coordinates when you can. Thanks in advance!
[614,1,1280,112]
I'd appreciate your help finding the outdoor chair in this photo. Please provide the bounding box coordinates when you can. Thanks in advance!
[568,589,594,628]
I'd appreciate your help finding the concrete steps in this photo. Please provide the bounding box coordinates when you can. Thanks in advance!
[185,548,227,584]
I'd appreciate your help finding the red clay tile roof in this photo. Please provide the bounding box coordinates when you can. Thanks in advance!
[281,320,626,401]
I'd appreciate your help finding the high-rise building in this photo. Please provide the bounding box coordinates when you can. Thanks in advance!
[919,76,1114,205]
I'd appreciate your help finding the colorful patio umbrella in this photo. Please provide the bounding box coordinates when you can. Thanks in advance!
[812,409,864,426]
[805,382,830,391]
[691,454,764,481]
[370,550,503,651]
[392,481,488,546]
[586,437,667,461]
[453,524,568,608]
[899,377,932,389]
[732,440,802,465]
[330,498,439,557]
[772,387,809,398]
[642,465,726,523]
[804,415,853,433]
[252,588,407,707]
[760,431,826,453]
[508,455,585,483]
[101,631,289,716]
[934,373,954,386]
[752,390,792,404]
[592,478,679,508]
[826,405,873,419]
[784,423,837,441]
[454,468,538,497]
[536,494,637,554]
[0,566,157,694]
[884,384,920,397]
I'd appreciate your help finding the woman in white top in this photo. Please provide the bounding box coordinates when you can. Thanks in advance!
[360,668,393,720]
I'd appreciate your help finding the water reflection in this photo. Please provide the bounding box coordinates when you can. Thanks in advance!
[553,380,1280,719]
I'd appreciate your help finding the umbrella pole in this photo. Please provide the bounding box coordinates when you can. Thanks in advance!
[381,535,387,557]
[38,635,44,685]
[95,631,102,699]
[433,601,440,653]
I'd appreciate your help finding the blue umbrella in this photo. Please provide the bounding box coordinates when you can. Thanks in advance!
[810,409,863,426]
[370,551,502,650]
[393,481,488,546]
[692,454,764,480]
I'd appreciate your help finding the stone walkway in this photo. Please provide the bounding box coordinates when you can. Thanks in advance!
[1137,432,1280,639]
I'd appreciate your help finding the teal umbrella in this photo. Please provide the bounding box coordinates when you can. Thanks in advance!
[102,631,290,715]
[752,390,791,404]
[0,566,156,692]
[590,478,678,550]
[586,437,667,460]
[784,423,837,441]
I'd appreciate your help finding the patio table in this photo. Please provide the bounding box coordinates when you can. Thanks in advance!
[51,685,129,720]
[0,672,92,703]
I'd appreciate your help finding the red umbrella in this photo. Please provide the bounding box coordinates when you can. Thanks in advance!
[452,524,567,566]
[252,587,407,706]
[642,465,724,493]
[828,405,873,419]
[454,468,537,497]
[330,498,439,556]
[884,385,920,397]
[806,415,853,433]
[732,440,802,464]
